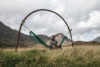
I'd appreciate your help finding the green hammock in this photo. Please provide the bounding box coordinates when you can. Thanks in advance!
[29,31,65,48]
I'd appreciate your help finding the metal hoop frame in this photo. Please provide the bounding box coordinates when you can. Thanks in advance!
[16,9,73,51]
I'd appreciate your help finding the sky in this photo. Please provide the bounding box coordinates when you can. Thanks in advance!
[0,0,100,41]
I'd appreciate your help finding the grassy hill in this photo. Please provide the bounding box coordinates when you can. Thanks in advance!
[1,45,100,67]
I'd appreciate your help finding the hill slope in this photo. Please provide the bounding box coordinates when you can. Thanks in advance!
[0,21,50,48]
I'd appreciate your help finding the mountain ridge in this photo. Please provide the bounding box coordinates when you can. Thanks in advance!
[0,21,50,48]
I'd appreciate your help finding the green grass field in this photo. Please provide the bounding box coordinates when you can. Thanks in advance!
[0,45,100,67]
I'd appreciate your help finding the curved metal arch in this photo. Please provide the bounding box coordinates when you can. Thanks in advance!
[16,9,73,51]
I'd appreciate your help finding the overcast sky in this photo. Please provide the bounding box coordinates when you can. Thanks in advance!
[0,0,100,41]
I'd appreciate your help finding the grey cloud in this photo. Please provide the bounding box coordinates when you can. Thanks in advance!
[0,0,100,41]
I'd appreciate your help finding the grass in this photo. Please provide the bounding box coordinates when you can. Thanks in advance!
[0,45,100,67]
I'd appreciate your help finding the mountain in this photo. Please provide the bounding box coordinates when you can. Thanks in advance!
[0,21,50,48]
[0,21,32,47]
[93,37,100,42]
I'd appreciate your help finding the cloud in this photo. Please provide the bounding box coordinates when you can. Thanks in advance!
[73,11,100,41]
[0,0,100,41]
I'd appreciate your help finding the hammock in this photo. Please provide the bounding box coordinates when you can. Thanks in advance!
[29,31,65,48]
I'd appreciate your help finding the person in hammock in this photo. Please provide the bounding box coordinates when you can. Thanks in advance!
[49,35,58,49]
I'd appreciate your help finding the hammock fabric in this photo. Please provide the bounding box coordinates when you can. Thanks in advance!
[29,31,65,48]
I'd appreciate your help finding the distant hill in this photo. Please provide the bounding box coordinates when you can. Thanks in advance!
[1,21,99,48]
[93,37,100,42]
[74,41,100,45]
[0,21,50,48]
[0,21,32,47]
